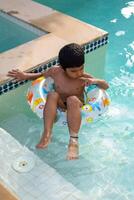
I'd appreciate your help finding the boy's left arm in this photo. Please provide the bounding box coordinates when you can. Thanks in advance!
[82,73,109,90]
[83,72,94,79]
[92,78,109,90]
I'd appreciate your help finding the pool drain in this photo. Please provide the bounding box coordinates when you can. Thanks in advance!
[12,155,35,173]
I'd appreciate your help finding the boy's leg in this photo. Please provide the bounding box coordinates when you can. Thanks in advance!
[66,96,82,160]
[36,92,59,149]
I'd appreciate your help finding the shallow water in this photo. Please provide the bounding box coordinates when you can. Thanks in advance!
[0,14,39,53]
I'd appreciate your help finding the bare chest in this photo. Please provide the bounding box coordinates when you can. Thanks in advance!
[54,75,83,96]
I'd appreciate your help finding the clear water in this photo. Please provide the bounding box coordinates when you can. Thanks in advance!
[1,0,134,199]
[0,15,39,53]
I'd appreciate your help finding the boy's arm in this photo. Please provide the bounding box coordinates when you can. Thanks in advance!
[91,78,109,90]
[83,72,94,79]
[7,67,58,81]
[7,69,44,81]
[82,73,109,90]
[81,77,109,90]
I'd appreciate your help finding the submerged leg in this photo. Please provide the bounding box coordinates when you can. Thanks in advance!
[66,96,82,160]
[36,92,59,149]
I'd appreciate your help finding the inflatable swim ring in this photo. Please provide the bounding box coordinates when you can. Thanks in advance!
[27,77,110,125]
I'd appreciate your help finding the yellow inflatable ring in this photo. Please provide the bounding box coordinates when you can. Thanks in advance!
[27,77,110,125]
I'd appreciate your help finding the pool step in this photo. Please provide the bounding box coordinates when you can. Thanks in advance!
[0,128,89,200]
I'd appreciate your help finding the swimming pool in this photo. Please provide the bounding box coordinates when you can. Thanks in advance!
[1,0,134,199]
[0,12,44,53]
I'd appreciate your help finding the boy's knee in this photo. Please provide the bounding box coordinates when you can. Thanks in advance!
[67,96,80,108]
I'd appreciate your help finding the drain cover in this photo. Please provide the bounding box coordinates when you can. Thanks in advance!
[12,155,35,173]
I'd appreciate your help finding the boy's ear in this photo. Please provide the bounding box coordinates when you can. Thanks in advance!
[61,66,66,71]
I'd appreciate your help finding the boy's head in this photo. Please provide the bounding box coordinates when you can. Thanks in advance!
[58,43,84,70]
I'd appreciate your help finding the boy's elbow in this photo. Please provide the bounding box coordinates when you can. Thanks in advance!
[104,82,109,90]
[100,80,109,90]
[97,79,109,90]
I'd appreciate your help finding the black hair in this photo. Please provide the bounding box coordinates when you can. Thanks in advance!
[58,43,84,70]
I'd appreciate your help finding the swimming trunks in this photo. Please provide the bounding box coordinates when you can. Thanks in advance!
[64,102,67,107]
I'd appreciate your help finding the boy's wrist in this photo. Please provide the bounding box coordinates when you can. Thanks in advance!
[92,78,98,85]
[93,79,104,84]
[23,72,29,80]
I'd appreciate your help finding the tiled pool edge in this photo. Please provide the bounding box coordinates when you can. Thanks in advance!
[0,35,108,96]
[0,128,89,200]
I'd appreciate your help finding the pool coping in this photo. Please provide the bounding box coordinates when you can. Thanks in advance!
[0,0,108,92]
[0,181,18,200]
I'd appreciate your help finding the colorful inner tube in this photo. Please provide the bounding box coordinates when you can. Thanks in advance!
[27,77,110,125]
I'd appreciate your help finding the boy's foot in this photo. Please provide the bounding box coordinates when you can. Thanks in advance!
[36,133,51,149]
[66,142,79,160]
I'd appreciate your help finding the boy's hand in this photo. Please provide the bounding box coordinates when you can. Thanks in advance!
[7,69,27,81]
[82,78,96,86]
[82,78,109,90]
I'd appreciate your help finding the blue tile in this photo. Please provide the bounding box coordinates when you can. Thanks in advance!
[0,86,2,91]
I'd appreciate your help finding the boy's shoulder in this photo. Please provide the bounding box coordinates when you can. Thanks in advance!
[46,66,61,77]
[49,66,61,73]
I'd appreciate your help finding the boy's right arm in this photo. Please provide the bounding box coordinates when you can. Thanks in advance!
[7,67,58,81]
[7,69,43,81]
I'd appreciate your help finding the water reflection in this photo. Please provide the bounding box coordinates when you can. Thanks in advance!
[121,1,134,19]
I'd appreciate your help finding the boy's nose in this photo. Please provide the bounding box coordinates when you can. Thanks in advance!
[77,71,82,77]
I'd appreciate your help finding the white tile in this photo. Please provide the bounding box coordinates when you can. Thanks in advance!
[38,182,50,192]
[64,195,78,200]
[37,193,50,200]
[0,128,88,200]
[28,188,42,198]
[17,188,29,199]
[21,193,35,200]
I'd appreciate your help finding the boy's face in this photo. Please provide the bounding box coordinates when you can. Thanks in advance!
[65,65,84,79]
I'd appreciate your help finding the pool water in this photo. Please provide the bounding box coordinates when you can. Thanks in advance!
[1,0,134,199]
[0,15,39,53]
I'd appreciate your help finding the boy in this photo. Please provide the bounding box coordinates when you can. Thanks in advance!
[7,43,109,160]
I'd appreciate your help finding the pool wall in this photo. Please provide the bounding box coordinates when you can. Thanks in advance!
[85,38,108,78]
[0,35,108,95]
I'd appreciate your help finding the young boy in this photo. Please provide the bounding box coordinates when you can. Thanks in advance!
[7,43,109,160]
